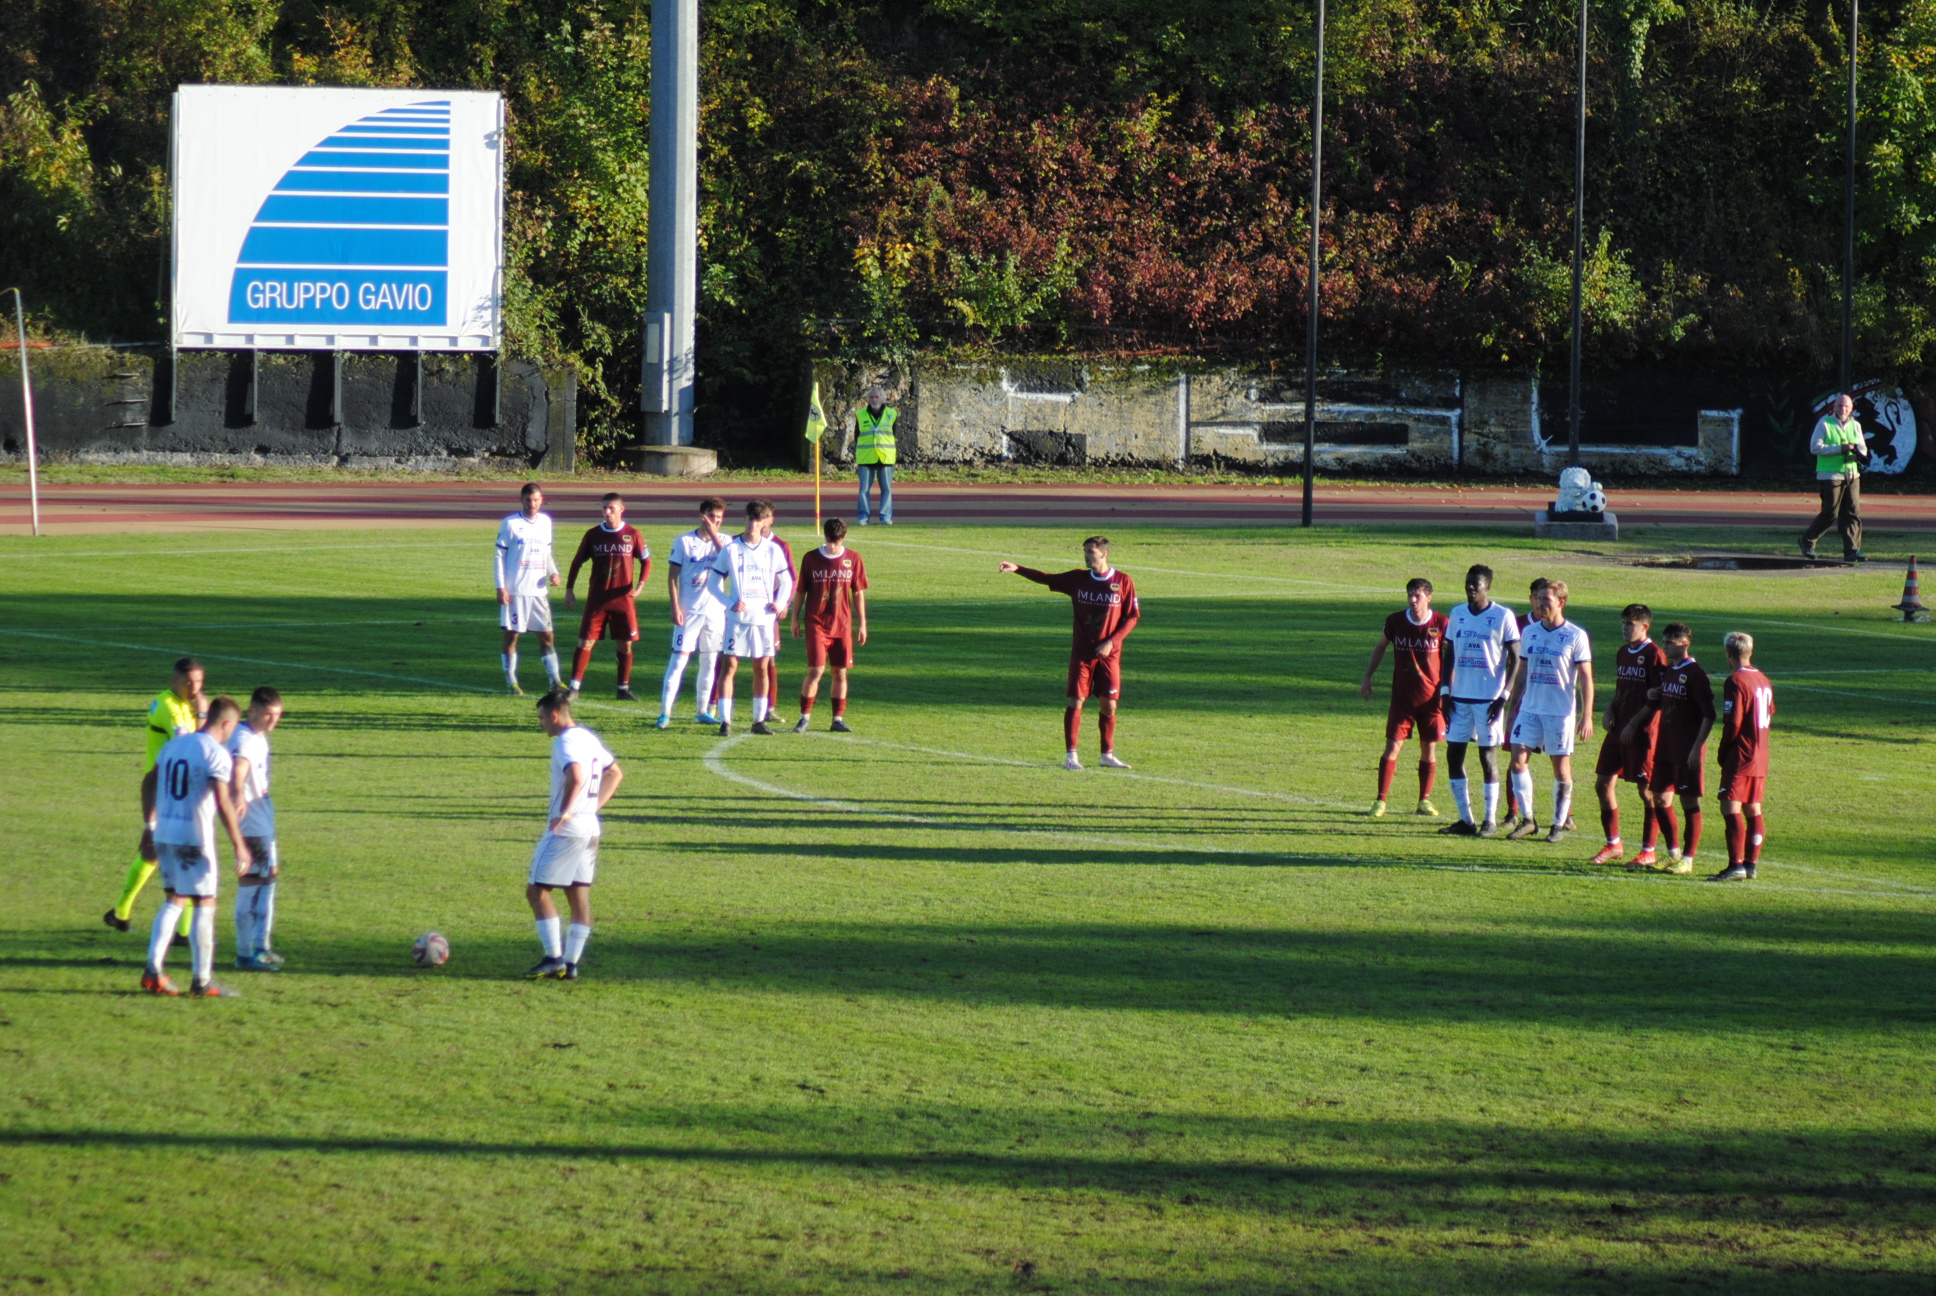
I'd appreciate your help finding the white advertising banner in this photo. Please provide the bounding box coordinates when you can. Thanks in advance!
[170,85,503,351]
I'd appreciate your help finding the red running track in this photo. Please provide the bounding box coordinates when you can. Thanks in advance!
[2,479,1932,535]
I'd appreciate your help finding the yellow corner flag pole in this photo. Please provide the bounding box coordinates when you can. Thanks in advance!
[804,381,828,532]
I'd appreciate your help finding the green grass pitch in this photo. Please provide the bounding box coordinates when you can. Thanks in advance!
[1,521,1932,1294]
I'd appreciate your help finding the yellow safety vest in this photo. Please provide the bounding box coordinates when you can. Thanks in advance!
[856,406,898,465]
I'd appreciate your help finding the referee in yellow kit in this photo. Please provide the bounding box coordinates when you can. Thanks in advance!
[103,657,207,935]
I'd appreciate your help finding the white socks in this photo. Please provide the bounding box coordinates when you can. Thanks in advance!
[1451,778,1472,824]
[694,652,718,713]
[234,891,256,959]
[234,882,276,959]
[191,906,215,983]
[662,651,692,715]
[720,696,735,724]
[1483,780,1501,823]
[753,695,770,723]
[536,916,563,958]
[564,923,591,964]
[148,899,183,972]
[1552,781,1574,829]
[503,650,517,682]
[1511,769,1536,823]
[542,650,562,685]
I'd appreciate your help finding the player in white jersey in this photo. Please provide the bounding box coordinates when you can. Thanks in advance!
[1437,564,1520,837]
[658,496,729,729]
[494,482,563,695]
[526,691,623,980]
[1504,579,1595,843]
[227,687,285,972]
[144,696,250,997]
[707,498,795,736]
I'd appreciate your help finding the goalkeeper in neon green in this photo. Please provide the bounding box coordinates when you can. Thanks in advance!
[104,658,207,936]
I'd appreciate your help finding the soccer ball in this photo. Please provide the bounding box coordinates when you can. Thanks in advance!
[1581,486,1608,514]
[412,931,450,967]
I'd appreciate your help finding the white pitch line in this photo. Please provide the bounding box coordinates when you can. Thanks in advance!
[857,538,1387,594]
[1780,683,1936,706]
[0,540,483,560]
[797,731,1355,810]
[4,621,1927,901]
[0,628,499,694]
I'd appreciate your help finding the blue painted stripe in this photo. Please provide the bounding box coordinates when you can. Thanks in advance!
[319,134,448,151]
[276,170,449,194]
[238,226,447,268]
[375,111,450,120]
[334,126,448,137]
[296,150,447,170]
[228,270,448,324]
[255,195,448,226]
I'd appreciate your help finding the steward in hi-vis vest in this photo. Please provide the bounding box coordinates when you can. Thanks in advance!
[1799,392,1869,562]
[856,405,898,465]
[854,385,898,525]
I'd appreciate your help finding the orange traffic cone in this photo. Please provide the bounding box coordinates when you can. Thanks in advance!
[1895,556,1930,623]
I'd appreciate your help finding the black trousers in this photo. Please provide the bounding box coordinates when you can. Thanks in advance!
[1801,476,1862,554]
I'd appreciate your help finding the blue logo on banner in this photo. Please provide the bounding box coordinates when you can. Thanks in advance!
[228,101,451,325]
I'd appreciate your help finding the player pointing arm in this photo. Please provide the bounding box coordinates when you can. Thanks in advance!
[999,535,1141,770]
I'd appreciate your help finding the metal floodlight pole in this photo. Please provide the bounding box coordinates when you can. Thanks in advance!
[643,0,699,447]
[10,288,41,537]
[1842,0,1858,395]
[1567,0,1587,469]
[1302,0,1325,529]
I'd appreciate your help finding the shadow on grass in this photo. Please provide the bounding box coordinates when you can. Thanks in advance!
[22,906,1928,1031]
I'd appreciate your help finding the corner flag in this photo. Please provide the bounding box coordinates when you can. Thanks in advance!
[804,382,827,444]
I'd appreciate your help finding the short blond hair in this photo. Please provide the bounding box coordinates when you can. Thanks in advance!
[1543,579,1569,605]
[1724,631,1754,658]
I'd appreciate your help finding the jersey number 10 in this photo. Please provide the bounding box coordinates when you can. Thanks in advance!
[164,759,191,801]
[1750,687,1773,730]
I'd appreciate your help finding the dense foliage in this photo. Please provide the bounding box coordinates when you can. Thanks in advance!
[4,0,1935,460]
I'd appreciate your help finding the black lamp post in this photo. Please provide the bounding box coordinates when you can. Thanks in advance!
[1566,0,1587,468]
[1842,0,1858,395]
[1301,0,1325,527]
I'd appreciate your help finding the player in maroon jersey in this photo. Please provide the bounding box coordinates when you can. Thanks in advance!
[1589,604,1668,866]
[1359,578,1451,817]
[1712,632,1776,881]
[999,536,1141,770]
[1641,622,1715,874]
[790,518,870,733]
[564,493,650,702]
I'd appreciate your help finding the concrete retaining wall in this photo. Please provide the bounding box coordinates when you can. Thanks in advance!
[807,358,1740,476]
[0,347,575,471]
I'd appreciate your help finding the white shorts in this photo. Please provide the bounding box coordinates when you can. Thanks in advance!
[501,594,554,634]
[724,617,777,660]
[1510,711,1576,757]
[1445,699,1506,747]
[672,610,724,655]
[156,841,218,898]
[529,832,598,887]
[241,837,278,880]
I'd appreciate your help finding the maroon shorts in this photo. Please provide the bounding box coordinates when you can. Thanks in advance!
[804,629,854,669]
[1386,697,1446,742]
[579,597,639,643]
[1067,651,1121,700]
[1720,764,1766,806]
[1649,742,1705,797]
[1595,729,1656,783]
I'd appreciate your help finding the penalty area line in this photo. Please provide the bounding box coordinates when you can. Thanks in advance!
[0,627,500,694]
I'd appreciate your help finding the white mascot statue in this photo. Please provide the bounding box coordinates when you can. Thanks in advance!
[1555,465,1608,515]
